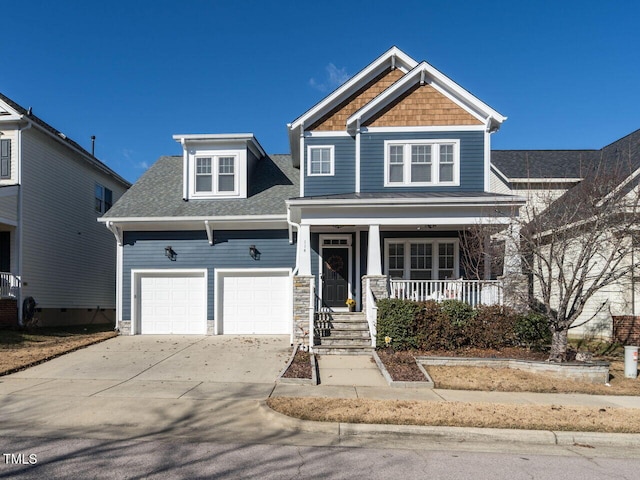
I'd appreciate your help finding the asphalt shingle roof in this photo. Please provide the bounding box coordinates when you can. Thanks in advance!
[104,154,299,218]
[491,150,600,180]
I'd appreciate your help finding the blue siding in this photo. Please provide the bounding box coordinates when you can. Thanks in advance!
[360,131,485,192]
[304,136,356,196]
[122,230,296,320]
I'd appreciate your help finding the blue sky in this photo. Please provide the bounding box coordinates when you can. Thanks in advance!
[2,1,639,183]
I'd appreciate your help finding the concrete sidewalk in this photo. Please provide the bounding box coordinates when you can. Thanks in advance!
[272,354,640,410]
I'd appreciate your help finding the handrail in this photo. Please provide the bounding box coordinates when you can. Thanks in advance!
[365,278,378,347]
[0,272,20,298]
[389,279,503,307]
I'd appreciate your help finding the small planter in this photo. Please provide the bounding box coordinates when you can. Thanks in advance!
[277,345,318,385]
[372,350,434,388]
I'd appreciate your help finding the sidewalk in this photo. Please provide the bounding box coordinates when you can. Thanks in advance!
[272,354,640,409]
[266,354,640,448]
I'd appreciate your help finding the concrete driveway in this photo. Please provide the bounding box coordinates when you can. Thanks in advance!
[0,335,295,442]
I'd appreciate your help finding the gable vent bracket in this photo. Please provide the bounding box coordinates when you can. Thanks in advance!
[391,54,396,70]
[420,70,426,85]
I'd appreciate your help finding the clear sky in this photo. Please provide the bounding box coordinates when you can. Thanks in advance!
[2,0,639,183]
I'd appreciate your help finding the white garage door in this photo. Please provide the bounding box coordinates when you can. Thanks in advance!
[221,271,290,334]
[139,273,207,334]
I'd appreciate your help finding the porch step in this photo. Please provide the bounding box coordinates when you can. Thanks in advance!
[314,311,372,353]
[312,345,374,355]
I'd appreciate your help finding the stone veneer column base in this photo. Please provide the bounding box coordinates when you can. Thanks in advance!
[361,275,388,313]
[118,320,132,335]
[498,273,528,312]
[293,275,315,346]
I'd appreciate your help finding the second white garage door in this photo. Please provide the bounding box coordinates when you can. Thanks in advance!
[220,270,291,334]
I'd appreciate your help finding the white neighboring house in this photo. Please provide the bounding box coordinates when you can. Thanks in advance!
[0,93,130,327]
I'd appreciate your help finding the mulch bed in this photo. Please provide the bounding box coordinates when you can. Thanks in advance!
[377,346,549,382]
[282,349,312,379]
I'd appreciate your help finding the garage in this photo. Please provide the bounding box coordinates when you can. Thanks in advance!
[135,270,207,334]
[217,269,291,334]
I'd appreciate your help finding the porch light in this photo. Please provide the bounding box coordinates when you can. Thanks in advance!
[249,245,260,260]
[165,246,177,261]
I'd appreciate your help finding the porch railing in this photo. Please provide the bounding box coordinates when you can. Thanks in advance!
[0,272,20,298]
[389,279,503,307]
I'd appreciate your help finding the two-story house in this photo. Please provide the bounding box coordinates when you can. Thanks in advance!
[101,47,526,348]
[0,93,130,327]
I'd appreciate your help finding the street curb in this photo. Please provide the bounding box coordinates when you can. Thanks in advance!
[260,401,640,447]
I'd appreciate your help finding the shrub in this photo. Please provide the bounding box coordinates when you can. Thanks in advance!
[376,298,421,350]
[515,312,551,349]
[440,300,474,327]
[468,305,517,349]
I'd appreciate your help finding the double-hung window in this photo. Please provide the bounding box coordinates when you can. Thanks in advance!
[385,239,458,280]
[194,155,237,195]
[307,146,334,176]
[384,140,459,186]
[95,183,113,214]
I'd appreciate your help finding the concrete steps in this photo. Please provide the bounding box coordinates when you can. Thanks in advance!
[314,312,373,354]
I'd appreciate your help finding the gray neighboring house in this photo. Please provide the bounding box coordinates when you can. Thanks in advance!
[0,92,130,327]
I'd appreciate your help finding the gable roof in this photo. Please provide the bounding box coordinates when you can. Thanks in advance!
[102,154,299,219]
[347,61,505,134]
[491,150,600,181]
[0,92,130,187]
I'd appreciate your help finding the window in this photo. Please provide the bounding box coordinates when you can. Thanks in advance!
[0,139,10,179]
[385,239,458,280]
[194,155,237,195]
[307,146,334,176]
[384,140,459,186]
[95,183,113,214]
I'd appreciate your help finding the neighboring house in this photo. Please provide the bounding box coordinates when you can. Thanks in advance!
[101,46,527,347]
[0,93,130,327]
[491,130,640,341]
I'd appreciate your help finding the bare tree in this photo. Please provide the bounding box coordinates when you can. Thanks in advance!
[520,147,640,361]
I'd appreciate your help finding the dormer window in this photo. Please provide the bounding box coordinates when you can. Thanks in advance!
[193,154,238,196]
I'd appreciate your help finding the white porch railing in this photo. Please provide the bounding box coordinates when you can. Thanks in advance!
[0,272,20,298]
[365,278,378,347]
[389,279,503,307]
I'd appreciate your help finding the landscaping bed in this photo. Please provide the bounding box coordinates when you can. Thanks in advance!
[0,325,117,375]
[278,346,317,384]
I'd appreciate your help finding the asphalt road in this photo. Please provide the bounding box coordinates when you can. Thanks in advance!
[1,434,639,479]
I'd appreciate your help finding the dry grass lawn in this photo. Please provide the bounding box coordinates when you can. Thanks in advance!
[424,362,640,395]
[0,325,117,375]
[268,397,640,433]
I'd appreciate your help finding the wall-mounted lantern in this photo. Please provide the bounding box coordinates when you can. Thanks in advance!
[165,246,177,261]
[249,245,260,260]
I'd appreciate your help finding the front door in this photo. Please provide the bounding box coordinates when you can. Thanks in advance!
[322,247,349,308]
[0,232,9,272]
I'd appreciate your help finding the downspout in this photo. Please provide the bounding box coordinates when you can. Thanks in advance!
[16,119,32,327]
[105,221,123,331]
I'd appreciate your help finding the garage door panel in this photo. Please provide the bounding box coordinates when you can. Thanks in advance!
[221,272,289,334]
[139,273,206,335]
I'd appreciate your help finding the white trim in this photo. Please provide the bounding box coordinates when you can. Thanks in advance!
[490,164,512,186]
[383,139,460,187]
[204,220,213,245]
[172,133,267,157]
[484,129,491,192]
[304,131,352,137]
[355,228,362,310]
[319,234,353,310]
[116,243,123,327]
[214,268,293,335]
[99,214,286,223]
[509,177,584,184]
[299,126,305,197]
[363,125,486,133]
[306,145,335,177]
[303,217,515,226]
[384,238,460,280]
[181,138,188,200]
[130,268,208,335]
[355,121,361,193]
[191,152,239,198]
[287,196,525,207]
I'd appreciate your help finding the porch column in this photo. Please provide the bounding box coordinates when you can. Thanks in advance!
[297,224,312,276]
[503,222,522,275]
[484,234,492,280]
[367,224,382,275]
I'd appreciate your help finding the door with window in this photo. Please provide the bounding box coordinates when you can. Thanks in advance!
[321,237,351,308]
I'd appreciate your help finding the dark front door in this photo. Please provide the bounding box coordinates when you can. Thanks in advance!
[322,247,349,308]
[0,232,9,272]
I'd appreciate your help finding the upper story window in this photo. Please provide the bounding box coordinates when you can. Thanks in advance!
[0,139,11,179]
[95,183,113,214]
[307,145,334,176]
[194,155,237,195]
[384,140,459,187]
